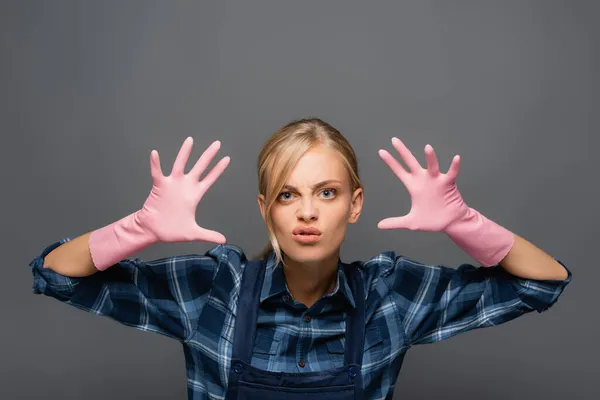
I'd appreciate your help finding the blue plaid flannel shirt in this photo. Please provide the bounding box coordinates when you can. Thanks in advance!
[30,238,571,399]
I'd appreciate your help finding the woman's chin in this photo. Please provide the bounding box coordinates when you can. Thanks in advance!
[281,243,336,265]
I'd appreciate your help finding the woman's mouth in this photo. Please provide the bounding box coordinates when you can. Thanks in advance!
[292,227,322,244]
[292,233,322,244]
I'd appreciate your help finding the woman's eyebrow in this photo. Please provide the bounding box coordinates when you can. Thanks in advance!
[283,179,343,191]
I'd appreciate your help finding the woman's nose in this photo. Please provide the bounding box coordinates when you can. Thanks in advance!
[297,199,318,220]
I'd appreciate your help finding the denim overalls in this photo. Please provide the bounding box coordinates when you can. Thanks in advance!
[224,259,366,399]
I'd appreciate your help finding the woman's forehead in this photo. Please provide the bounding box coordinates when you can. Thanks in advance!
[285,147,347,185]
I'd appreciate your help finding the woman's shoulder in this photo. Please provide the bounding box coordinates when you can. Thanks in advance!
[124,243,249,274]
[204,242,247,260]
[352,249,433,280]
[197,243,249,271]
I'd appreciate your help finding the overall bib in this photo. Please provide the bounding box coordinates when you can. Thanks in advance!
[224,259,366,400]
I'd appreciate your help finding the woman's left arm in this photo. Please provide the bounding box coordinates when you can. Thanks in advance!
[377,137,570,282]
[376,137,571,347]
[499,233,568,281]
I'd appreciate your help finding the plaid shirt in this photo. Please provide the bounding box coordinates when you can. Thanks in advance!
[30,238,571,399]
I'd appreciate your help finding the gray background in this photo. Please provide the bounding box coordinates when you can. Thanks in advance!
[2,0,597,399]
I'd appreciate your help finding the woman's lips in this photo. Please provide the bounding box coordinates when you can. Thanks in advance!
[292,233,322,244]
[292,227,322,235]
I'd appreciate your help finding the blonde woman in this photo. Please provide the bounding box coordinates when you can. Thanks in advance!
[31,118,571,399]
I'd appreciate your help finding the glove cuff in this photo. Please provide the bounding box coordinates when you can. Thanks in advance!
[89,211,156,271]
[445,207,515,267]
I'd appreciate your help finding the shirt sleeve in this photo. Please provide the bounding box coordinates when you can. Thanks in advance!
[29,238,233,342]
[382,253,572,346]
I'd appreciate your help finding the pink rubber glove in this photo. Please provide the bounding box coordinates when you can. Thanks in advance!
[377,137,514,267]
[89,137,230,271]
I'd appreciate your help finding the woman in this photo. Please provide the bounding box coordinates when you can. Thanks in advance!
[31,118,571,399]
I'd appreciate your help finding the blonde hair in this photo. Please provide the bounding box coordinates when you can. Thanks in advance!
[255,118,363,265]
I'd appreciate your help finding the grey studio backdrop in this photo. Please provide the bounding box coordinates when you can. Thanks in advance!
[1,1,597,399]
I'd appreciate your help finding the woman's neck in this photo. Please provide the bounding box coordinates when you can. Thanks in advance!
[282,253,340,308]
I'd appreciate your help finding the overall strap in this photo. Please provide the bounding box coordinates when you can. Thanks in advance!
[343,262,366,366]
[230,259,266,364]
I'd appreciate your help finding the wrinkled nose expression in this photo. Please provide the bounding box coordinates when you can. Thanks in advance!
[268,146,358,262]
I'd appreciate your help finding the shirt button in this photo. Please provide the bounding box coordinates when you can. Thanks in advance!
[234,363,243,374]
[298,360,305,368]
[304,315,311,323]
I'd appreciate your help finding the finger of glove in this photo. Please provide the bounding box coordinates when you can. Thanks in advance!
[171,137,194,177]
[195,226,227,244]
[424,145,440,177]
[446,155,461,182]
[189,140,222,181]
[377,215,414,230]
[379,149,409,183]
[150,150,164,183]
[197,156,231,198]
[391,137,422,172]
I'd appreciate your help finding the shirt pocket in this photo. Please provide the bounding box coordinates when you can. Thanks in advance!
[325,325,384,367]
[252,328,283,362]
[325,337,345,368]
[220,327,283,369]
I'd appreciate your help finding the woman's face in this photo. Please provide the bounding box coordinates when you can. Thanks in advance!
[258,145,363,266]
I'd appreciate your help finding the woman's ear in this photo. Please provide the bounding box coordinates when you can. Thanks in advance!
[348,188,364,224]
[257,194,266,221]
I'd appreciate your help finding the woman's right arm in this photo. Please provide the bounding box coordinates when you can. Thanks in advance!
[42,232,96,277]
[30,237,238,342]
[42,137,230,278]
[30,137,232,341]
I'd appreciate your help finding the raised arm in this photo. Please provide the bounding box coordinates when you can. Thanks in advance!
[42,137,230,277]
[377,137,568,279]
[31,137,232,342]
[375,137,571,345]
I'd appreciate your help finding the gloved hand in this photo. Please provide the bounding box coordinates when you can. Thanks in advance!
[89,137,230,271]
[377,137,514,267]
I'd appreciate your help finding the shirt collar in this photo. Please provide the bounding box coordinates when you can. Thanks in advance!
[259,251,356,309]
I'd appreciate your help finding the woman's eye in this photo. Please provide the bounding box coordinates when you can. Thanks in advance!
[320,188,337,198]
[278,192,292,200]
[278,188,337,201]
